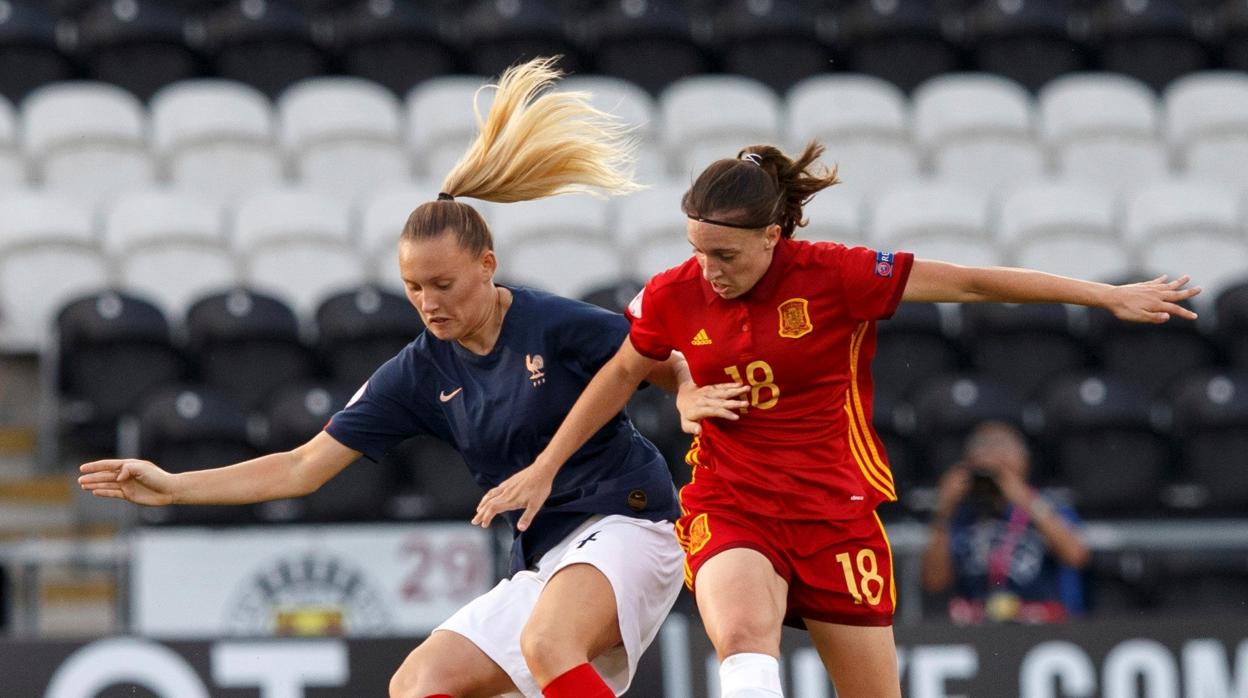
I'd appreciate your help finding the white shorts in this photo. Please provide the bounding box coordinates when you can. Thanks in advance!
[435,514,683,697]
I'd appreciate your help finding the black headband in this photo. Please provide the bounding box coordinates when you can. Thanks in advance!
[686,214,767,230]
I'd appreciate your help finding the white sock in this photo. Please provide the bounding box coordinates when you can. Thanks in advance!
[719,652,783,697]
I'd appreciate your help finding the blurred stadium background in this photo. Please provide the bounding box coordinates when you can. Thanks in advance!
[0,0,1245,695]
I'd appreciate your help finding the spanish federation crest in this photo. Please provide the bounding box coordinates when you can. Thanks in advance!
[777,298,813,339]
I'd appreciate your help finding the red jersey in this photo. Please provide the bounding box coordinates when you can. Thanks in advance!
[626,238,914,522]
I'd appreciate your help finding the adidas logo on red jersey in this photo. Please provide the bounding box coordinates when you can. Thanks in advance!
[691,329,712,346]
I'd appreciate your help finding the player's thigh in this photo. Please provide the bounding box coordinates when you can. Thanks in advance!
[694,547,789,659]
[390,629,517,698]
[805,620,901,698]
[525,562,623,657]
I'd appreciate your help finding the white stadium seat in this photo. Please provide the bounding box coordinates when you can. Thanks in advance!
[1164,71,1248,186]
[912,73,1045,195]
[406,76,494,182]
[559,75,665,184]
[661,75,782,177]
[786,74,920,197]
[151,79,285,207]
[21,82,156,208]
[1122,179,1248,308]
[232,188,366,317]
[1039,73,1169,194]
[103,189,235,317]
[0,192,109,351]
[506,237,626,299]
[613,182,688,277]
[799,187,866,246]
[487,193,611,251]
[358,182,441,290]
[868,181,999,267]
[279,77,411,201]
[0,96,24,190]
[997,180,1127,282]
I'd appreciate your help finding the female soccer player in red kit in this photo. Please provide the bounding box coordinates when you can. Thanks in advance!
[474,143,1200,697]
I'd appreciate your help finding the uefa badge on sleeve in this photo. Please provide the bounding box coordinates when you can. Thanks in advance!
[875,251,895,278]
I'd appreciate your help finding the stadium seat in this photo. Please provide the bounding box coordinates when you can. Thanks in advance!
[134,384,259,525]
[487,192,611,251]
[278,76,410,199]
[20,82,157,208]
[0,95,24,189]
[232,188,366,316]
[635,237,696,281]
[579,278,644,314]
[385,435,481,521]
[358,183,432,290]
[785,74,920,198]
[558,75,666,183]
[76,0,198,100]
[1169,371,1248,515]
[405,75,493,181]
[0,1,75,103]
[261,382,393,522]
[1215,280,1248,370]
[315,285,423,388]
[330,0,458,96]
[1038,373,1171,516]
[185,289,316,409]
[103,189,236,317]
[799,187,866,246]
[1090,0,1210,91]
[151,79,286,207]
[660,75,783,177]
[198,0,329,98]
[1164,71,1248,185]
[867,181,999,267]
[1086,298,1216,398]
[626,386,691,485]
[0,192,110,352]
[870,388,921,504]
[996,180,1128,282]
[54,291,185,462]
[909,373,1025,484]
[960,303,1089,401]
[1225,0,1248,73]
[1038,73,1169,194]
[613,181,686,277]
[963,0,1086,92]
[582,0,709,96]
[711,0,831,93]
[1120,179,1247,310]
[912,73,1045,195]
[458,0,580,79]
[838,0,962,93]
[874,302,961,407]
[506,236,625,299]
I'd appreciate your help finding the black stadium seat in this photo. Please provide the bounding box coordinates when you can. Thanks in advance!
[186,289,316,409]
[386,435,482,521]
[1038,372,1171,517]
[839,0,962,93]
[1086,300,1216,398]
[135,384,259,525]
[76,0,199,100]
[459,0,581,80]
[0,1,76,102]
[874,302,961,405]
[197,0,328,98]
[329,0,458,96]
[583,0,709,95]
[316,285,424,388]
[964,0,1086,92]
[1169,371,1248,515]
[712,0,831,93]
[55,291,186,461]
[1214,280,1248,371]
[1091,0,1210,91]
[1223,0,1248,72]
[909,373,1024,483]
[579,279,644,314]
[961,303,1089,400]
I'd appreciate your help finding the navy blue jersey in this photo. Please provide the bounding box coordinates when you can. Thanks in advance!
[326,286,680,573]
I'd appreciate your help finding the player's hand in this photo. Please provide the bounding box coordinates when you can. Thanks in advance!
[473,465,554,532]
[78,459,177,506]
[1104,274,1200,323]
[676,382,750,434]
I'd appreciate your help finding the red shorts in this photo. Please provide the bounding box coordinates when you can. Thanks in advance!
[674,506,896,628]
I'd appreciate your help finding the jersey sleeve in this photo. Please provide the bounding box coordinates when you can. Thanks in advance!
[550,297,631,380]
[324,353,434,461]
[624,282,675,361]
[832,246,915,321]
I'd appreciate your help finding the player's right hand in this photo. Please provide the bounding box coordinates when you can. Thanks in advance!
[676,382,751,434]
[78,459,176,506]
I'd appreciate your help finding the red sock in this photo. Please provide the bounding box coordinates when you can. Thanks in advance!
[541,663,613,698]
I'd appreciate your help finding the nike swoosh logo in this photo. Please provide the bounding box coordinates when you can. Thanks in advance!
[439,387,463,402]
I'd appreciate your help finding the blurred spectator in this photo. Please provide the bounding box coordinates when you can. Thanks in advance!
[922,421,1089,624]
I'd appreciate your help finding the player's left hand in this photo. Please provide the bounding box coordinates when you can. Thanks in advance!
[473,465,554,531]
[676,382,750,434]
[1105,274,1200,323]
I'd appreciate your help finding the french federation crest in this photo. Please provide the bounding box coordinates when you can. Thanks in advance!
[777,298,813,339]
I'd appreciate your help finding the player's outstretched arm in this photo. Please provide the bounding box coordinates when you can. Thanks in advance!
[473,337,657,531]
[78,431,360,506]
[902,260,1200,323]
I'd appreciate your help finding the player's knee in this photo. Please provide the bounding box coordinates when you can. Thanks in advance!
[709,618,779,657]
[519,621,573,677]
[388,648,443,698]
